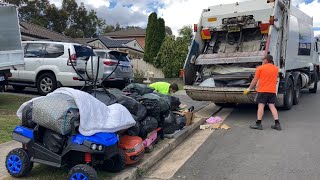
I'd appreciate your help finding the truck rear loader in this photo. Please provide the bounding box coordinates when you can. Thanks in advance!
[0,3,24,90]
[183,0,320,110]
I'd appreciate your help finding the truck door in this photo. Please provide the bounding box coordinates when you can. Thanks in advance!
[19,43,45,82]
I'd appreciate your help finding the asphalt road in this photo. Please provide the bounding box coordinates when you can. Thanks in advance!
[173,89,320,180]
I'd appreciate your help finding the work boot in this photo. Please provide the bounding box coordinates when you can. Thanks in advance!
[271,123,282,131]
[250,123,263,130]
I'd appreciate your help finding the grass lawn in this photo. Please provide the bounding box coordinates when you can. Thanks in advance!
[0,94,31,143]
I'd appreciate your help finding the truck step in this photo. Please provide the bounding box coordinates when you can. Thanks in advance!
[8,81,36,87]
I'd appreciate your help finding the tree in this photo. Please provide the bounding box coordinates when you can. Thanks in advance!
[165,26,173,36]
[154,25,191,78]
[144,12,166,65]
[144,12,158,63]
[5,0,105,38]
[152,18,166,67]
[178,25,193,42]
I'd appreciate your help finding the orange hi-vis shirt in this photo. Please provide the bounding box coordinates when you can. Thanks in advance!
[255,63,279,93]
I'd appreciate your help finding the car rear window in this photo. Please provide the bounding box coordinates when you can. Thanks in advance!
[109,51,129,62]
[74,45,95,58]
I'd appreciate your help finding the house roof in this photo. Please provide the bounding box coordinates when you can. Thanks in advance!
[94,36,134,48]
[75,38,97,45]
[103,28,146,37]
[20,21,78,43]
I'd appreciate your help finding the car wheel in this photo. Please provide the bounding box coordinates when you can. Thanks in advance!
[6,148,33,178]
[37,73,57,96]
[67,164,98,180]
[12,85,26,92]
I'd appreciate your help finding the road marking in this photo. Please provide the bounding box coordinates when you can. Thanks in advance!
[143,108,234,180]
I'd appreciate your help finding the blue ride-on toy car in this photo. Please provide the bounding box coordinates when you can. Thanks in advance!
[5,106,126,180]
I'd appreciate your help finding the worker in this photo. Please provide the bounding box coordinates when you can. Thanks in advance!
[149,82,179,95]
[243,54,281,131]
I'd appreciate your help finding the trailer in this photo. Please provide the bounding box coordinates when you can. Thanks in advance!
[0,4,24,91]
[183,0,320,110]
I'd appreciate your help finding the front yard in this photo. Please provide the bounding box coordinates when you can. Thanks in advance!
[0,94,31,143]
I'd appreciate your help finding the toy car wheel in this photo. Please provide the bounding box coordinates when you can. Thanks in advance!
[145,144,154,153]
[68,164,98,180]
[6,148,33,178]
[102,149,126,173]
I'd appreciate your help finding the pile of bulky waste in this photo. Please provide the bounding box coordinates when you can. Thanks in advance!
[17,83,186,155]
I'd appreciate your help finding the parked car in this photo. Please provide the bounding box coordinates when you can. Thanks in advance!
[8,41,96,95]
[94,49,134,88]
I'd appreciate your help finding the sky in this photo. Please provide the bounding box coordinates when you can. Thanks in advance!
[50,0,320,36]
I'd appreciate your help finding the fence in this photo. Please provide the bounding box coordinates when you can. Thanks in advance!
[131,59,165,78]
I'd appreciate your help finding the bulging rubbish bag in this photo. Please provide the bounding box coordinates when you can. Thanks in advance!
[163,112,178,134]
[175,114,186,130]
[140,116,158,138]
[123,83,154,95]
[127,121,141,136]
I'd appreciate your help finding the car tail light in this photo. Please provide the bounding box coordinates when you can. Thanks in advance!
[103,60,118,66]
[67,54,77,66]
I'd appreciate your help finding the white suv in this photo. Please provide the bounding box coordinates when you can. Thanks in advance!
[9,41,95,95]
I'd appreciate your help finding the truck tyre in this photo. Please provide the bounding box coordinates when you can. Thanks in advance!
[293,77,301,105]
[309,71,318,94]
[68,164,98,180]
[184,63,197,85]
[36,73,57,96]
[12,85,25,92]
[283,78,294,110]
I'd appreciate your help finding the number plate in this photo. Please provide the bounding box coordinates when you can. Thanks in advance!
[121,67,129,72]
[228,26,241,32]
[0,76,5,81]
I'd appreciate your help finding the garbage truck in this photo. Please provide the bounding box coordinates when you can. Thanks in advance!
[183,0,320,110]
[0,3,24,91]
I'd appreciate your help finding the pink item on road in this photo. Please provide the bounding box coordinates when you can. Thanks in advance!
[206,116,222,124]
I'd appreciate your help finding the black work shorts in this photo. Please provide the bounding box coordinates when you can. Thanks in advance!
[255,93,277,104]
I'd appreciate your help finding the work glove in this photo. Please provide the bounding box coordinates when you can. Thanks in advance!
[243,88,250,95]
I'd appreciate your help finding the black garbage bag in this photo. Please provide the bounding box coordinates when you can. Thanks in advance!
[163,112,178,134]
[123,83,154,95]
[175,114,186,130]
[127,121,141,136]
[141,98,160,121]
[108,88,126,98]
[153,93,181,111]
[90,90,117,106]
[21,102,36,129]
[140,116,158,138]
[143,93,169,114]
[136,104,147,121]
[117,95,139,115]
[43,128,66,154]
[131,114,138,121]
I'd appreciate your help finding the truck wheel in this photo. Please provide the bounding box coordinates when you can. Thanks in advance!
[283,78,294,110]
[102,150,126,173]
[12,85,25,92]
[293,78,301,105]
[6,148,33,178]
[68,164,98,180]
[184,64,197,85]
[309,71,318,94]
[37,73,57,96]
